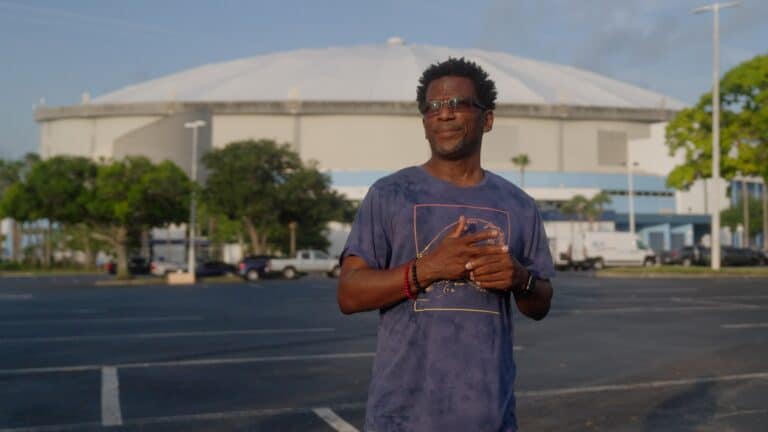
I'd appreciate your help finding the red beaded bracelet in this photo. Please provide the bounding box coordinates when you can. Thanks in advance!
[404,262,416,300]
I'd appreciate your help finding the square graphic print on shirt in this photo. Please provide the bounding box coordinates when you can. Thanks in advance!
[412,204,511,316]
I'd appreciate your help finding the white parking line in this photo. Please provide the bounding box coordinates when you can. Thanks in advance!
[721,322,768,329]
[2,309,105,316]
[0,403,370,431]
[0,352,377,376]
[566,304,763,314]
[313,407,359,432]
[517,371,768,398]
[0,327,335,344]
[707,295,768,301]
[713,408,768,419]
[0,294,34,300]
[0,422,100,431]
[0,316,202,326]
[100,367,123,426]
[670,297,754,308]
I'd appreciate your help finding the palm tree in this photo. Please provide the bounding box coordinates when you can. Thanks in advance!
[586,191,612,230]
[510,154,530,188]
[560,195,589,266]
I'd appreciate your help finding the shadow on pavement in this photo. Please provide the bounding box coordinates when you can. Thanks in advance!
[643,381,716,432]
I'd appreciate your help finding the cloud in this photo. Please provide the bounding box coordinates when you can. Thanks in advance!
[0,1,185,36]
[476,0,765,74]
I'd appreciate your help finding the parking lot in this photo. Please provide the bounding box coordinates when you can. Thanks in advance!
[1,273,767,431]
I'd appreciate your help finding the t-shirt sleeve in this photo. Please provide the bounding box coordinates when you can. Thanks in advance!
[521,205,556,280]
[340,186,392,270]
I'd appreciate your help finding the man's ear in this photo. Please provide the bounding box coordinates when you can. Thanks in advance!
[483,110,494,133]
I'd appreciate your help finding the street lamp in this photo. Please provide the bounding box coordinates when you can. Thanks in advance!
[184,120,206,280]
[692,1,739,270]
[626,160,639,235]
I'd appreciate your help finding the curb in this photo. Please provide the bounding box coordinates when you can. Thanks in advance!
[94,276,245,286]
[0,272,104,278]
[595,272,768,279]
[94,279,166,286]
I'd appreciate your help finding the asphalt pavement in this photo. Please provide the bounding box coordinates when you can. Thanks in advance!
[0,272,767,431]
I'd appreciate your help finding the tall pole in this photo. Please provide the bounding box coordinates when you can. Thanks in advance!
[693,2,739,270]
[741,177,749,248]
[184,120,206,280]
[628,161,636,235]
[711,4,722,269]
[189,125,197,277]
[763,181,768,252]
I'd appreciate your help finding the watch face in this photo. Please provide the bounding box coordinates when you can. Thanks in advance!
[526,274,536,293]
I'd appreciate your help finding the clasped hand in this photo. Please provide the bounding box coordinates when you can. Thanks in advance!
[418,215,527,292]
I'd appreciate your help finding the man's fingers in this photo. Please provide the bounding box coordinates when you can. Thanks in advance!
[472,278,511,291]
[470,261,508,278]
[469,245,508,257]
[465,251,510,270]
[449,215,466,238]
[462,228,501,245]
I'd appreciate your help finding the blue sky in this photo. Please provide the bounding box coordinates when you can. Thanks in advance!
[0,0,765,159]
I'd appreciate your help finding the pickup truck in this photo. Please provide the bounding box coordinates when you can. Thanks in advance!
[267,249,340,279]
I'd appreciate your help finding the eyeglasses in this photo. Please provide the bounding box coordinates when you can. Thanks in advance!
[419,97,486,117]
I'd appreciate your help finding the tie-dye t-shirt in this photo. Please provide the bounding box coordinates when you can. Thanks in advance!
[341,166,555,432]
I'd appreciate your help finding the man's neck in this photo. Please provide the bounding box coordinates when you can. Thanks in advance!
[422,155,484,187]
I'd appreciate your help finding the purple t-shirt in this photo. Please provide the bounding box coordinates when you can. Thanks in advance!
[342,166,555,432]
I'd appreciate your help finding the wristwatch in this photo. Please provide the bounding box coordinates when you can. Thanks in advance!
[517,271,536,297]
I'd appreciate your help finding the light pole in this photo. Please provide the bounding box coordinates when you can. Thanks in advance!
[626,160,639,235]
[692,1,739,270]
[184,120,206,280]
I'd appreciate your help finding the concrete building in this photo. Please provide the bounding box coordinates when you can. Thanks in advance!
[32,39,734,256]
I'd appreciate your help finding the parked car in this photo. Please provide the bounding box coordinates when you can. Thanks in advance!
[670,245,707,266]
[672,245,765,267]
[150,258,185,276]
[267,249,340,279]
[723,247,764,267]
[195,260,237,278]
[753,250,768,266]
[238,255,274,281]
[105,257,151,275]
[658,249,678,265]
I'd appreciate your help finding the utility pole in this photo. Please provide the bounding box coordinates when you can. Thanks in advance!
[741,178,749,248]
[184,120,206,281]
[692,1,740,269]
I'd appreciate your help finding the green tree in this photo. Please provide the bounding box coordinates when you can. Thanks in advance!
[203,139,352,255]
[89,157,192,278]
[0,154,41,261]
[270,163,354,254]
[510,153,531,188]
[584,191,612,229]
[561,195,589,222]
[0,155,96,266]
[666,54,768,249]
[197,201,244,261]
[721,197,763,239]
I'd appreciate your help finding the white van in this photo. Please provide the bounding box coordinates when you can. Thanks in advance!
[579,232,656,269]
[544,221,615,269]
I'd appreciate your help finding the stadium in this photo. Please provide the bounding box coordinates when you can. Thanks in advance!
[34,38,730,256]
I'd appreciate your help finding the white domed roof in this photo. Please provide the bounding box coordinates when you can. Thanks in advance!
[94,42,684,110]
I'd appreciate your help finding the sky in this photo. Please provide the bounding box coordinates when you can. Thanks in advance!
[0,0,765,159]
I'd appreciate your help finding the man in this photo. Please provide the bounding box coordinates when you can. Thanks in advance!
[337,57,555,432]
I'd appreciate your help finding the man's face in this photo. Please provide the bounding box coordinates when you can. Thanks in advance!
[422,76,493,160]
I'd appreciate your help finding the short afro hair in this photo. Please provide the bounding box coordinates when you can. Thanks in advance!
[416,57,497,110]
